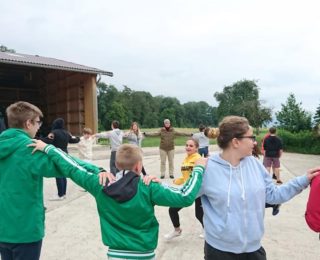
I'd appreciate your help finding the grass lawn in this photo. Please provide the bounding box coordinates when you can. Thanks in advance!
[97,127,268,148]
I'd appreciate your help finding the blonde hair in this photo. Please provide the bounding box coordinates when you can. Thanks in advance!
[130,121,141,135]
[83,127,92,135]
[116,144,143,170]
[6,101,43,128]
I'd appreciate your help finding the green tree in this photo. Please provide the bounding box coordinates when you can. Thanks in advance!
[97,83,120,130]
[313,103,320,125]
[276,93,312,132]
[0,45,16,53]
[214,79,272,131]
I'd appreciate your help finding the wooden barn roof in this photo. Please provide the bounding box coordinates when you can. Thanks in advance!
[0,51,113,76]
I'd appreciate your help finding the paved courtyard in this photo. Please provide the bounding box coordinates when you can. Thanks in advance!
[40,145,320,260]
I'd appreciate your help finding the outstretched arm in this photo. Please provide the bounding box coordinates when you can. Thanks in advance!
[151,158,207,207]
[28,140,109,196]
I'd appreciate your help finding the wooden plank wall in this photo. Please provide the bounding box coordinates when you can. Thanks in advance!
[45,70,97,135]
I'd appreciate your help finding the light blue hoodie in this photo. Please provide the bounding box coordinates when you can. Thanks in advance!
[198,153,309,254]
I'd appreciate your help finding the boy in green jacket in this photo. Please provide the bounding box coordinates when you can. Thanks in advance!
[0,101,105,260]
[29,141,206,260]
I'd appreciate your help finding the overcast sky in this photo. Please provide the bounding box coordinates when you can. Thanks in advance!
[2,0,320,114]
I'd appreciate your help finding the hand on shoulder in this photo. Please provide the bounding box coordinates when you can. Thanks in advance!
[195,157,208,167]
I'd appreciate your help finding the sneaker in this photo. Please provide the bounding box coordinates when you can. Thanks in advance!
[272,204,281,216]
[169,175,174,179]
[164,229,182,240]
[160,175,165,179]
[272,174,277,180]
[276,180,283,184]
[49,195,66,201]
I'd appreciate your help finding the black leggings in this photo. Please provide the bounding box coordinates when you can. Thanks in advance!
[168,197,203,228]
[0,240,42,260]
[204,242,266,260]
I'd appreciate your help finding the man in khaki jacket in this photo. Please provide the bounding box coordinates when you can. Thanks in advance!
[145,119,189,179]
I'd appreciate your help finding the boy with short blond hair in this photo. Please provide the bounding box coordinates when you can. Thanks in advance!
[29,142,206,260]
[78,127,96,163]
[0,101,104,260]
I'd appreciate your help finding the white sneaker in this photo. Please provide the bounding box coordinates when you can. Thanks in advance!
[164,229,182,240]
[49,195,65,201]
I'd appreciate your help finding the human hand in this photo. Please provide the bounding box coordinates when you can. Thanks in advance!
[48,133,54,139]
[99,172,116,186]
[27,139,47,154]
[142,175,161,186]
[306,168,320,182]
[195,157,208,167]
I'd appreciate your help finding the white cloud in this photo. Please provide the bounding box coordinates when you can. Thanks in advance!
[2,0,320,114]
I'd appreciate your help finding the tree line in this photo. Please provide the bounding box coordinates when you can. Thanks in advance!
[97,82,218,130]
[97,79,320,134]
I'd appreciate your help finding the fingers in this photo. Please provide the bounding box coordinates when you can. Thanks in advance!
[99,172,116,186]
[195,157,208,167]
[142,175,161,185]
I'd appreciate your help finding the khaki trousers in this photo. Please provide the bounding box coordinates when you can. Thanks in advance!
[160,149,175,177]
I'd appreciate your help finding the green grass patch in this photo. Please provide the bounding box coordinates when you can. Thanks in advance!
[97,128,217,147]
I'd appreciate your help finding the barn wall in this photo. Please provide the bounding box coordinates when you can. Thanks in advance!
[0,63,98,136]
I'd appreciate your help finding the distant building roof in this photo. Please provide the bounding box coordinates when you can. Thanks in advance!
[0,51,113,77]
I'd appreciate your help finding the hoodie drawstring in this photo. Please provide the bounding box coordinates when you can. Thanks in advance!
[227,165,233,208]
[227,162,246,208]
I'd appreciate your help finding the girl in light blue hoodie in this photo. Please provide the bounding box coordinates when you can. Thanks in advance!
[198,116,320,260]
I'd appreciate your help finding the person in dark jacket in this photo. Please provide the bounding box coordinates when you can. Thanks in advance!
[42,118,80,200]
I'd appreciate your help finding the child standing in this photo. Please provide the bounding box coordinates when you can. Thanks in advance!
[29,142,206,260]
[78,127,96,163]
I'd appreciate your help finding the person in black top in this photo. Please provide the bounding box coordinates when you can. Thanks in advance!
[42,118,80,200]
[263,127,283,184]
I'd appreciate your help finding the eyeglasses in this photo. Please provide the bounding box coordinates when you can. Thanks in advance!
[32,120,43,127]
[237,135,256,141]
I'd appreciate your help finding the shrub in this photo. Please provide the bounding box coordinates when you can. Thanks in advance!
[277,130,320,154]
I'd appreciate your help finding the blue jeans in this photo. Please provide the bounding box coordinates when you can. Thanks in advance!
[199,147,209,157]
[0,240,42,260]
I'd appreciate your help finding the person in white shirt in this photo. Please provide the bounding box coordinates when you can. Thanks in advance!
[95,120,123,175]
[78,127,96,163]
[192,124,210,157]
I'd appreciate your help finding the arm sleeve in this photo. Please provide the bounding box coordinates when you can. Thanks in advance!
[144,130,161,137]
[68,134,80,144]
[264,167,309,204]
[42,145,103,196]
[174,129,191,136]
[96,132,111,139]
[150,165,204,207]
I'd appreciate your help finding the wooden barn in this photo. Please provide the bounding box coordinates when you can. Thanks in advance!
[0,51,113,135]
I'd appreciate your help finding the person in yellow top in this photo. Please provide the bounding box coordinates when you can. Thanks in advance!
[164,138,204,240]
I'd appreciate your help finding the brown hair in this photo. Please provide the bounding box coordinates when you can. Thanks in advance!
[186,138,199,148]
[269,127,276,134]
[116,144,143,170]
[217,116,250,149]
[112,120,120,129]
[6,101,43,128]
[83,127,92,135]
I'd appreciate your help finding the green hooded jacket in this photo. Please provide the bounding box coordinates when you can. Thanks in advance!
[40,144,205,259]
[0,128,102,243]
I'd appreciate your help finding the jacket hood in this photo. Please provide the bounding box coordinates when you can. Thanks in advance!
[103,171,140,203]
[52,118,64,130]
[0,128,31,160]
